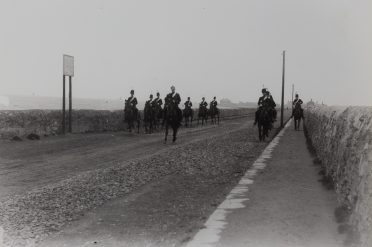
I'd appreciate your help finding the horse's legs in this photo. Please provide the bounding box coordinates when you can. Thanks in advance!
[164,122,168,143]
[258,125,262,141]
[172,125,178,143]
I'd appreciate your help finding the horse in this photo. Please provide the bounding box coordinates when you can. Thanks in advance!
[124,100,141,133]
[197,106,208,126]
[183,107,194,127]
[143,101,155,134]
[257,106,271,141]
[293,104,303,131]
[153,106,163,130]
[209,106,220,125]
[164,103,182,143]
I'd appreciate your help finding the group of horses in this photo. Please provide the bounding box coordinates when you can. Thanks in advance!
[123,99,220,143]
[256,103,303,141]
[124,98,304,143]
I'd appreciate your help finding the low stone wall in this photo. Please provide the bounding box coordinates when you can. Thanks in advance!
[0,108,255,139]
[304,105,372,246]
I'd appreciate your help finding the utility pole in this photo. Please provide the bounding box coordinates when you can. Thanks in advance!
[291,83,294,116]
[68,76,72,133]
[62,75,66,134]
[281,50,285,127]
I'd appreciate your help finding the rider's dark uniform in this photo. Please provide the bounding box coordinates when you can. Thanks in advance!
[267,93,277,121]
[165,92,182,122]
[199,100,208,108]
[152,97,163,109]
[145,99,153,110]
[184,100,192,109]
[127,95,138,114]
[254,94,275,124]
[210,99,217,109]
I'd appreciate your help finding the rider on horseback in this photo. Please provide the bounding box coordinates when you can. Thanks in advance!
[210,96,218,109]
[165,86,182,122]
[152,92,163,109]
[184,97,192,109]
[200,97,208,109]
[292,94,304,118]
[254,88,270,125]
[265,90,277,122]
[127,90,138,114]
[145,94,153,108]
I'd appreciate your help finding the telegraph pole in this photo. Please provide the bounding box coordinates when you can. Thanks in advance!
[280,50,285,127]
[62,75,66,134]
[291,83,294,116]
[68,76,72,133]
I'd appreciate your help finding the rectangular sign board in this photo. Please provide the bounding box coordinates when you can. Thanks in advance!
[63,55,74,76]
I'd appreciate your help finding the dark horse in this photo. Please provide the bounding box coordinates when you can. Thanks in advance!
[164,103,182,143]
[183,107,194,127]
[143,101,155,133]
[293,104,303,131]
[124,100,140,133]
[257,106,271,141]
[209,106,220,125]
[197,106,208,126]
[154,106,163,130]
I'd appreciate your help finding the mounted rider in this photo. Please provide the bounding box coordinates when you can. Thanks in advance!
[199,97,208,109]
[254,88,275,125]
[184,97,193,109]
[145,94,153,109]
[152,92,163,109]
[292,93,304,118]
[210,96,218,110]
[126,90,138,114]
[164,85,182,122]
[265,90,277,122]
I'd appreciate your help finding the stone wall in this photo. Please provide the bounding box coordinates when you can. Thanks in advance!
[304,105,372,246]
[0,108,255,139]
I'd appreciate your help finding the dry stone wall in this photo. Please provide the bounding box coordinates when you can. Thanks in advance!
[304,105,372,247]
[0,108,254,139]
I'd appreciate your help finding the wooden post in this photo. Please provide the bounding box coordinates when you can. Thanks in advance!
[68,76,72,133]
[291,83,294,116]
[281,50,285,128]
[62,75,66,134]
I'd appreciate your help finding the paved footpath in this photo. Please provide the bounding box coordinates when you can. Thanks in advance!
[187,119,344,247]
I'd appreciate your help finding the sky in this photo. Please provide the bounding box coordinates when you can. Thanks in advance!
[0,0,371,106]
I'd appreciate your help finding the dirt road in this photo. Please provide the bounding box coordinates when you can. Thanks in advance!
[0,117,252,199]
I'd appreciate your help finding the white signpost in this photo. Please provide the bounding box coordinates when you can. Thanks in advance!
[62,55,74,133]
